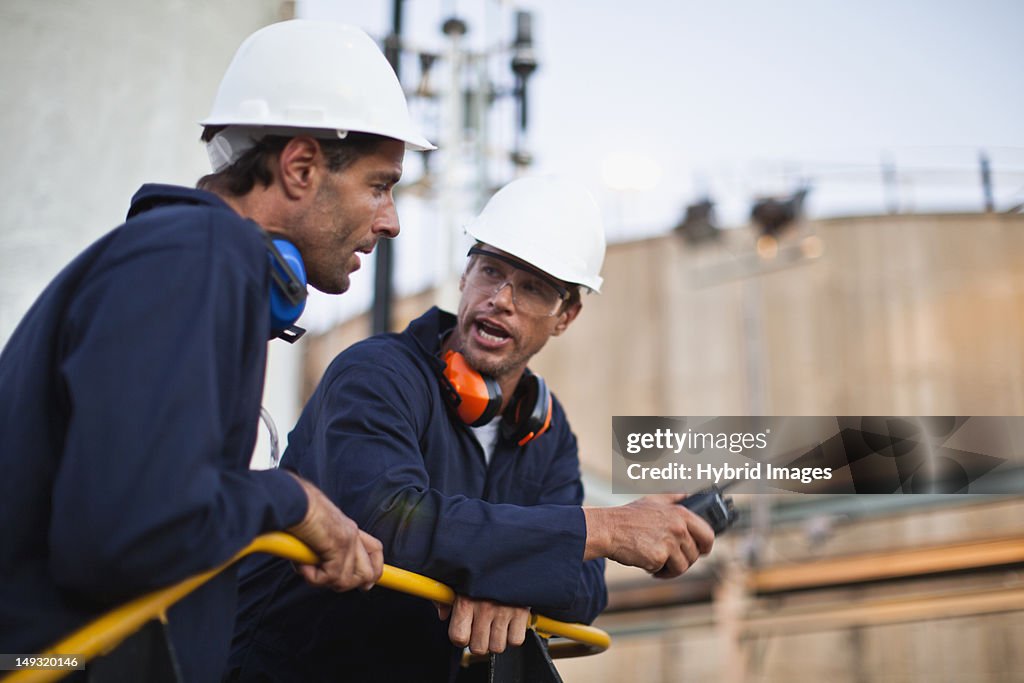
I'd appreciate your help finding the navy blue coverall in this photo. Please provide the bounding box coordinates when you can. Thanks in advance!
[0,185,308,682]
[229,307,607,682]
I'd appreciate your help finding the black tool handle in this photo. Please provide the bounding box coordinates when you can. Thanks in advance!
[680,486,738,535]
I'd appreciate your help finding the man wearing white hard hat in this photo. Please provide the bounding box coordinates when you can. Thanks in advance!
[0,20,432,681]
[229,176,715,681]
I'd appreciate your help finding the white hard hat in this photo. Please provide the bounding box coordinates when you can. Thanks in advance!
[465,176,606,293]
[201,20,434,171]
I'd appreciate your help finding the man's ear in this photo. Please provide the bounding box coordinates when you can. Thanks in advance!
[551,300,582,337]
[277,136,322,200]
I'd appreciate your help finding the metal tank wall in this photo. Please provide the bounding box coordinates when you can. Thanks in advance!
[534,212,1024,683]
[0,0,297,466]
[528,213,1024,481]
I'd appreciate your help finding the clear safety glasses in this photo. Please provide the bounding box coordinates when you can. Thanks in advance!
[464,247,569,317]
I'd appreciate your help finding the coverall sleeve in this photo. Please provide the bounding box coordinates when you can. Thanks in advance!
[48,232,307,604]
[303,361,589,616]
[527,409,608,623]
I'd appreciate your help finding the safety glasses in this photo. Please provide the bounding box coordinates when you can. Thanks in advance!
[464,247,569,317]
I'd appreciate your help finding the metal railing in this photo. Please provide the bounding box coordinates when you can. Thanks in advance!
[4,532,610,682]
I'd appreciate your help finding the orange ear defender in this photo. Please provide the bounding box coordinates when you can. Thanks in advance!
[441,350,552,445]
[442,350,502,427]
[501,370,553,446]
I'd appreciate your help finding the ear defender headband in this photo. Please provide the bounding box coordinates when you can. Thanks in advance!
[441,349,553,446]
[265,233,307,343]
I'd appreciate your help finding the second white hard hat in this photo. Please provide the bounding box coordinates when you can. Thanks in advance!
[201,20,434,170]
[465,176,606,293]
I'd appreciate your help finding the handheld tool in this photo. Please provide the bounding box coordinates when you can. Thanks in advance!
[680,484,738,535]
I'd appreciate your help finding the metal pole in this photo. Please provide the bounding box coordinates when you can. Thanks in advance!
[882,154,899,215]
[742,277,771,570]
[980,150,995,213]
[510,11,536,170]
[437,17,468,313]
[372,0,405,335]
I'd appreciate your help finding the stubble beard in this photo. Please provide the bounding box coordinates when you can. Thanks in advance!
[461,335,535,383]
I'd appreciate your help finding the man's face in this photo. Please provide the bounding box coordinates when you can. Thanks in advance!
[295,139,405,294]
[454,247,580,381]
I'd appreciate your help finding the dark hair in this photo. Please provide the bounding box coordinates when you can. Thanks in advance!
[562,284,582,312]
[196,127,387,196]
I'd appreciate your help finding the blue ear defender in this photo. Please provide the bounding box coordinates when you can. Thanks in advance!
[266,236,307,343]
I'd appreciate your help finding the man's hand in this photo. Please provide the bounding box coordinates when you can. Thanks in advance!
[435,595,531,655]
[583,494,715,578]
[286,473,384,591]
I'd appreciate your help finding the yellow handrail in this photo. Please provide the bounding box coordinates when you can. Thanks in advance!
[4,532,610,682]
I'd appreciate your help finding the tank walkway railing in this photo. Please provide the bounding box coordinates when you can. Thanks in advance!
[3,532,610,683]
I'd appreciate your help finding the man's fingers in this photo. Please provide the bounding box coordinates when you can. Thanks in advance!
[360,530,385,580]
[679,533,700,566]
[490,607,530,652]
[508,608,530,647]
[445,598,531,654]
[690,515,716,554]
[350,530,384,590]
[467,600,497,655]
[488,618,508,654]
[344,545,377,592]
[469,611,496,655]
[482,604,513,653]
[448,598,473,647]
[287,475,392,592]
[656,544,688,579]
[434,601,452,621]
[297,563,328,587]
[360,529,384,554]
